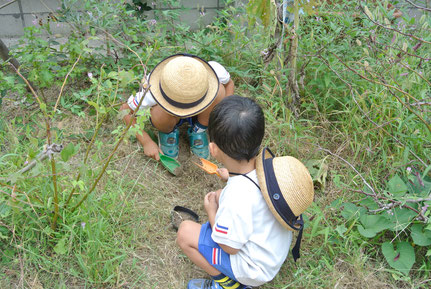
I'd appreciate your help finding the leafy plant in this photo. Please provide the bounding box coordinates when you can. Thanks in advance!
[340,169,431,275]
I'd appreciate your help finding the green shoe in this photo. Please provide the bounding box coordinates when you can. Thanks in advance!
[158,128,179,159]
[188,127,209,159]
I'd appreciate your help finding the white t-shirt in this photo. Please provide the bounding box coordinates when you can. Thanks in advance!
[211,170,293,286]
[127,60,230,111]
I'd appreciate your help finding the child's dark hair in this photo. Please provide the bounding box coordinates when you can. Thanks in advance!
[208,95,265,161]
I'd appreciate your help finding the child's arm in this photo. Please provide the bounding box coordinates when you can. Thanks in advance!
[204,191,218,227]
[120,103,162,161]
[219,243,240,255]
[204,191,240,255]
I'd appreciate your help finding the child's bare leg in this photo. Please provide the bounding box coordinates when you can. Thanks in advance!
[214,189,222,204]
[177,220,221,276]
[197,83,226,126]
[150,105,180,133]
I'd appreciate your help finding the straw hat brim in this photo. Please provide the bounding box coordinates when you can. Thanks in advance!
[256,149,314,231]
[148,54,220,118]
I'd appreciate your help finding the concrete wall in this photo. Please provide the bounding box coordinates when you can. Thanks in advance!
[1,0,428,44]
[0,0,226,39]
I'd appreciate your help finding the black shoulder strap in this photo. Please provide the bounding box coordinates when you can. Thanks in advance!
[229,172,260,190]
[230,165,303,262]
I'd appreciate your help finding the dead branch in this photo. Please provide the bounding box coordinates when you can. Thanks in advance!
[17,143,63,175]
[318,146,378,196]
[331,52,431,133]
[53,53,82,114]
[70,85,150,213]
[318,54,429,167]
[359,2,431,45]
[404,0,431,12]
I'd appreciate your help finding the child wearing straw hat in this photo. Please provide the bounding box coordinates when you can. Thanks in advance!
[120,53,234,160]
[176,95,314,288]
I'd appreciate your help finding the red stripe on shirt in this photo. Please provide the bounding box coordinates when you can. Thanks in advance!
[215,227,228,234]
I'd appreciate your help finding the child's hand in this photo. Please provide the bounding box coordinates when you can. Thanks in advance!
[216,168,229,182]
[143,141,162,161]
[204,191,218,215]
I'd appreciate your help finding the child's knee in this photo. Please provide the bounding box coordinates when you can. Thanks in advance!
[216,83,226,100]
[176,220,195,248]
[150,105,179,133]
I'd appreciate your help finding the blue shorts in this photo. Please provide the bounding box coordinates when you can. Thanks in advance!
[198,222,237,281]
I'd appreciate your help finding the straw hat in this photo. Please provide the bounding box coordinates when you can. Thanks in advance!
[148,54,220,117]
[256,147,314,231]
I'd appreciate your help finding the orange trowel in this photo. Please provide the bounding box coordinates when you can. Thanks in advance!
[193,158,220,177]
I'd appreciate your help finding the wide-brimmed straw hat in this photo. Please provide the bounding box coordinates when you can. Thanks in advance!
[256,147,314,232]
[148,53,219,117]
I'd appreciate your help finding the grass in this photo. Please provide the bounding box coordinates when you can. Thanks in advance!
[2,84,429,289]
[1,1,431,288]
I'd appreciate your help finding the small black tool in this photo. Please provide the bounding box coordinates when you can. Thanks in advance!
[171,206,200,231]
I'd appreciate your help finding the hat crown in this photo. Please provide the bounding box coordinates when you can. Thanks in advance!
[256,148,315,231]
[273,157,314,216]
[160,56,209,104]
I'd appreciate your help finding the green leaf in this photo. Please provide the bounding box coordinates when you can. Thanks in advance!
[358,197,379,210]
[382,242,415,275]
[357,225,378,238]
[305,157,328,190]
[0,226,9,240]
[410,224,431,246]
[0,202,11,218]
[61,143,75,162]
[356,213,392,238]
[387,174,408,196]
[117,70,135,87]
[40,70,53,84]
[42,226,54,236]
[336,224,347,237]
[388,208,417,231]
[107,71,118,78]
[323,74,331,88]
[87,100,99,111]
[40,102,47,113]
[341,203,365,220]
[246,0,275,28]
[54,237,67,255]
[359,214,391,232]
[406,174,431,197]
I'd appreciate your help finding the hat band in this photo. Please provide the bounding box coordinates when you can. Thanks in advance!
[159,82,207,109]
[263,151,303,231]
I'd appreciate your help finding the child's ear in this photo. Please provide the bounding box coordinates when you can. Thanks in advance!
[209,142,217,158]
